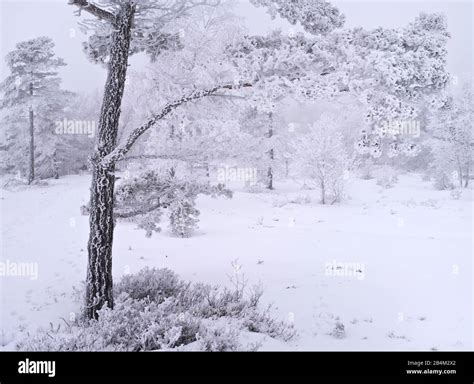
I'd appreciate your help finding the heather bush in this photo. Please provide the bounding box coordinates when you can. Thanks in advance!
[18,267,295,351]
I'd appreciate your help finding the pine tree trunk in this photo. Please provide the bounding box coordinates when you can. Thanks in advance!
[205,156,210,181]
[267,112,274,190]
[52,149,59,179]
[85,4,135,320]
[27,83,34,185]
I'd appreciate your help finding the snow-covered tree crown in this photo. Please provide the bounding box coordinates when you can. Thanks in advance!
[70,0,220,64]
[1,37,66,107]
[250,0,345,35]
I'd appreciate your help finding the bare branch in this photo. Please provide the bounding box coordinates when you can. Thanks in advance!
[68,0,116,23]
[100,81,252,169]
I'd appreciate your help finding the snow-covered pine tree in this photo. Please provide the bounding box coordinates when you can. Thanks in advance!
[70,0,367,319]
[0,37,66,183]
[169,197,200,238]
[226,0,347,189]
[349,13,450,159]
[226,30,338,190]
[69,0,238,319]
[113,167,231,238]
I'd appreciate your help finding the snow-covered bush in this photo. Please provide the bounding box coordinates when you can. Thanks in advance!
[244,183,266,194]
[450,188,462,200]
[330,322,346,339]
[243,305,296,342]
[18,268,295,351]
[375,166,399,189]
[197,326,240,352]
[288,194,312,205]
[115,268,188,303]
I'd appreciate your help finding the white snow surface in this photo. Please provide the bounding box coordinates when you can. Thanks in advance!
[0,173,472,350]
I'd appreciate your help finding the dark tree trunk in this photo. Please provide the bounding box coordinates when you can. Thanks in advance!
[85,4,135,320]
[52,148,59,179]
[204,155,210,181]
[267,112,274,190]
[28,83,34,185]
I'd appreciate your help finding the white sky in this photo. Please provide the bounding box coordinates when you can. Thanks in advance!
[0,0,472,93]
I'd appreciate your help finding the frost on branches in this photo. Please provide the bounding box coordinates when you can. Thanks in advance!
[293,114,352,204]
[114,167,232,238]
[0,37,72,182]
[426,80,473,189]
[350,13,450,159]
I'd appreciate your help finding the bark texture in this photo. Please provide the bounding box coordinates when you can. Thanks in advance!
[85,4,135,320]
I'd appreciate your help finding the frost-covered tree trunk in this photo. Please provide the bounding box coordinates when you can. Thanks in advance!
[85,4,135,320]
[52,149,59,179]
[267,112,274,190]
[28,83,34,185]
[205,156,210,180]
[320,179,326,205]
[28,107,34,184]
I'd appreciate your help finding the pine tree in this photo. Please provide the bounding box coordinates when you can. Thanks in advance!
[0,37,66,183]
[169,197,200,238]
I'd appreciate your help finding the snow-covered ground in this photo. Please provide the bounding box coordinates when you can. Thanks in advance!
[0,173,472,350]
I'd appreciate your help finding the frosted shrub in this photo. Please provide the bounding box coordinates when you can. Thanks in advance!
[450,189,462,200]
[197,326,240,352]
[243,305,296,342]
[375,167,399,189]
[330,322,346,339]
[18,268,295,351]
[245,183,265,194]
[288,194,312,205]
[272,197,288,208]
[115,267,188,303]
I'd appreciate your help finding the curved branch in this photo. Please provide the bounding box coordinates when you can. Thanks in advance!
[100,81,252,169]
